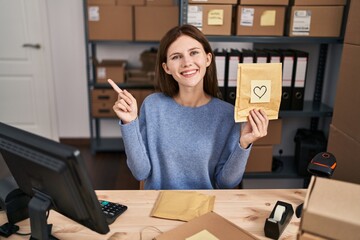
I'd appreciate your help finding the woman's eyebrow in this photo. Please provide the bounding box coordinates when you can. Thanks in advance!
[168,47,201,58]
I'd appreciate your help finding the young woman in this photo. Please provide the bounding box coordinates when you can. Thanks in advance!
[108,24,269,190]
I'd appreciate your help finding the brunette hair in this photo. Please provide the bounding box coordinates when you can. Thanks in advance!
[155,24,221,99]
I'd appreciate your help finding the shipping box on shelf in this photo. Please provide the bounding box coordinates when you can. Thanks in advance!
[134,6,179,41]
[145,0,177,6]
[332,44,360,143]
[245,145,273,172]
[187,4,234,35]
[91,89,117,118]
[126,69,155,83]
[189,0,238,3]
[87,1,133,40]
[116,0,145,5]
[298,176,360,239]
[327,124,360,185]
[95,59,126,84]
[344,0,360,47]
[288,5,344,37]
[254,119,282,145]
[236,0,288,36]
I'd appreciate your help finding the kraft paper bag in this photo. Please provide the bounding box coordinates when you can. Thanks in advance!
[150,191,215,222]
[234,63,282,122]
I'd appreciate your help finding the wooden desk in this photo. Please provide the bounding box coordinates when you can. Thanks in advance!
[0,189,306,240]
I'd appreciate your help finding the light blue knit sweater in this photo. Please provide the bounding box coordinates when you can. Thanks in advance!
[120,93,251,190]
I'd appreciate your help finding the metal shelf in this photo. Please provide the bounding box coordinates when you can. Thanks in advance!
[205,36,343,44]
[279,101,333,118]
[91,83,155,89]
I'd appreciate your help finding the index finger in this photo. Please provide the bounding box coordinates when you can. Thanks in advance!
[107,79,122,94]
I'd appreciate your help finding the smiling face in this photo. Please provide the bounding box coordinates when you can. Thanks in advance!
[162,35,212,91]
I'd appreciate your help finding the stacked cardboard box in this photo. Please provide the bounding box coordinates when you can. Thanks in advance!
[245,119,282,172]
[288,0,346,37]
[187,0,237,36]
[327,0,360,185]
[134,1,179,41]
[298,177,360,239]
[87,0,178,41]
[236,0,288,36]
[91,88,154,118]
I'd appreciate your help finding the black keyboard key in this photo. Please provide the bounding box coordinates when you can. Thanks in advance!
[99,200,128,224]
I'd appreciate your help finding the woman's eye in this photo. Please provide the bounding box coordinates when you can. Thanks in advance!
[190,51,199,56]
[171,55,180,60]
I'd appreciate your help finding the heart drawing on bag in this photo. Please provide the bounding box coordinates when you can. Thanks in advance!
[253,85,267,99]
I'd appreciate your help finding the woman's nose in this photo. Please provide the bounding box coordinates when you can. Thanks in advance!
[181,55,192,67]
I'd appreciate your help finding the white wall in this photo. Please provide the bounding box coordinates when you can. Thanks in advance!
[46,1,342,149]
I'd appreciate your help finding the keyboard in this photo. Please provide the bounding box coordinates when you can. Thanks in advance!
[99,200,128,224]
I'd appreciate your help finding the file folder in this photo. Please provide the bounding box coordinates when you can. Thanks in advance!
[290,50,309,110]
[279,49,295,110]
[226,49,241,105]
[254,49,268,63]
[241,49,255,64]
[264,49,281,63]
[214,49,228,100]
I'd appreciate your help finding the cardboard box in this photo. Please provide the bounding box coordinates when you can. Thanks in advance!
[127,89,154,109]
[188,4,233,35]
[87,0,115,5]
[327,124,360,185]
[189,0,238,4]
[116,0,145,5]
[135,6,179,41]
[344,0,360,45]
[95,60,126,84]
[91,89,118,103]
[332,44,360,143]
[293,0,346,6]
[298,176,360,239]
[236,5,286,36]
[288,6,344,37]
[87,5,133,40]
[126,69,155,83]
[254,119,282,145]
[240,0,288,5]
[298,232,327,240]
[146,0,177,6]
[245,145,273,172]
[154,212,258,240]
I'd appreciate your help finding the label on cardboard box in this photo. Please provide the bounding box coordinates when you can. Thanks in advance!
[97,67,106,79]
[188,5,203,30]
[88,6,100,21]
[240,8,254,26]
[292,10,311,36]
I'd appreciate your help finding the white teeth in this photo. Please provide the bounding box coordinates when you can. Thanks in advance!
[182,70,197,76]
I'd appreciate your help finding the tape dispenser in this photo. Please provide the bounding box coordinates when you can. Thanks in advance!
[264,201,294,239]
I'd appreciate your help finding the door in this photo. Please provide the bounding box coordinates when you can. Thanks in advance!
[0,0,58,140]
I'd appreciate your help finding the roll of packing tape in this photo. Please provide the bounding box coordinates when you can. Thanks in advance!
[271,205,286,222]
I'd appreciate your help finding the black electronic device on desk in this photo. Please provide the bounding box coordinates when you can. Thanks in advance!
[295,152,337,218]
[0,122,127,240]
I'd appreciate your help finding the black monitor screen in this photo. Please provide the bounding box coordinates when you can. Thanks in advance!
[0,122,109,238]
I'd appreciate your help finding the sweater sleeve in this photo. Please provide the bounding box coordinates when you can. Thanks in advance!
[214,124,252,188]
[120,118,151,181]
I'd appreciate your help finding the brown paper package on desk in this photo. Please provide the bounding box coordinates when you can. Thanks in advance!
[150,191,215,222]
[234,63,282,122]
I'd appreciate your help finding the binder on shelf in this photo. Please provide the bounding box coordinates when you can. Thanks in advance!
[226,49,241,105]
[241,49,255,64]
[214,49,228,100]
[279,49,295,111]
[263,49,281,63]
[254,49,268,63]
[290,49,309,110]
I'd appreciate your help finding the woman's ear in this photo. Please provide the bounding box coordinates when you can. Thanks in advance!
[206,53,212,67]
[162,62,171,75]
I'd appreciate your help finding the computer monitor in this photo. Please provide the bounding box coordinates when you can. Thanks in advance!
[0,122,110,239]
